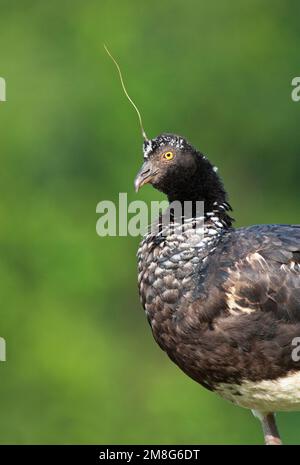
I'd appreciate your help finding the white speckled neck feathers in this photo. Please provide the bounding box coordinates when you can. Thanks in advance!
[137,210,227,312]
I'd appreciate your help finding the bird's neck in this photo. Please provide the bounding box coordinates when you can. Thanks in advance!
[166,160,234,228]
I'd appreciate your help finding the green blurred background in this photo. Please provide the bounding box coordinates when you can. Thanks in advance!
[0,0,300,444]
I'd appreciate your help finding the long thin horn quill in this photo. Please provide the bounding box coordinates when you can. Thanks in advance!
[104,44,148,141]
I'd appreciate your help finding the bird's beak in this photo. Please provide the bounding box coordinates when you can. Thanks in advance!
[134,160,156,192]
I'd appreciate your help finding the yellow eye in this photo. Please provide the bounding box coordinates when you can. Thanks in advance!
[163,151,174,160]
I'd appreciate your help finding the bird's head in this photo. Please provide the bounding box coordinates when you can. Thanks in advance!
[134,133,227,208]
[134,134,199,198]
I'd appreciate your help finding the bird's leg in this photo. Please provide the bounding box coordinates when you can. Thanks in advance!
[261,413,282,445]
[252,410,282,445]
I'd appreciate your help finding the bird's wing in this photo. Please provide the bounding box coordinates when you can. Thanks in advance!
[218,224,300,322]
[187,225,300,381]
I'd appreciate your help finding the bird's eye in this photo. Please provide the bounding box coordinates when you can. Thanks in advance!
[163,151,175,161]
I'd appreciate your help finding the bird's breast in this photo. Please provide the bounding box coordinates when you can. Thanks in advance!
[137,224,223,353]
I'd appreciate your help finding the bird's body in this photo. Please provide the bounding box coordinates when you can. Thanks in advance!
[135,133,300,444]
[138,222,300,413]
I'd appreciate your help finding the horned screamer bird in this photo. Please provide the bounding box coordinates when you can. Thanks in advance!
[105,46,300,445]
[134,134,300,445]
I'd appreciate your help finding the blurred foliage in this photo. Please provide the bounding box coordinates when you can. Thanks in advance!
[0,0,300,444]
